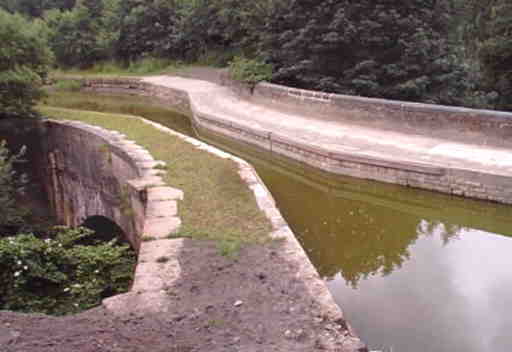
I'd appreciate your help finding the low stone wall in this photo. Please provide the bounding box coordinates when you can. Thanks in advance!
[0,118,182,252]
[242,81,512,148]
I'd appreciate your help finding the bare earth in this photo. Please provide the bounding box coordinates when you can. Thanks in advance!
[1,240,361,352]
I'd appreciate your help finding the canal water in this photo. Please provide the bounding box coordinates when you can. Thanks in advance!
[45,91,512,352]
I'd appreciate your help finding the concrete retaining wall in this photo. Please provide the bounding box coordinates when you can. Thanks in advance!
[80,78,512,205]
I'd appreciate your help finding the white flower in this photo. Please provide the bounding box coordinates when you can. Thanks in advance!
[14,271,21,277]
[64,288,70,292]
[94,270,99,274]
[23,266,28,270]
[17,260,22,266]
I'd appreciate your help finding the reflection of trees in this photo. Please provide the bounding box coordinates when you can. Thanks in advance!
[253,150,479,290]
[263,167,465,288]
[301,200,420,289]
[416,220,463,246]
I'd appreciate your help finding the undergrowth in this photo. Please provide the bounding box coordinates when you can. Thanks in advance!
[0,226,135,315]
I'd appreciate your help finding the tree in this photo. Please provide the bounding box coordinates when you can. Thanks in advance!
[45,0,121,68]
[479,1,512,110]
[0,0,76,17]
[264,0,471,105]
[0,9,53,119]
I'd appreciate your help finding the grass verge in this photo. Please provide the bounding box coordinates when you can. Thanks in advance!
[38,106,272,248]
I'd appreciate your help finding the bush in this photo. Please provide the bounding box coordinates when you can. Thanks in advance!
[0,226,136,315]
[53,79,83,92]
[228,56,272,86]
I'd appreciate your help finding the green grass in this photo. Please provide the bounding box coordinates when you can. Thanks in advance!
[38,106,272,248]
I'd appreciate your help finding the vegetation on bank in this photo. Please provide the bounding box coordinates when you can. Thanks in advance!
[0,227,135,315]
[38,105,273,250]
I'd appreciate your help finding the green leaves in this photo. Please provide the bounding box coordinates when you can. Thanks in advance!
[265,0,471,105]
[0,9,53,118]
[0,226,135,315]
[228,56,273,86]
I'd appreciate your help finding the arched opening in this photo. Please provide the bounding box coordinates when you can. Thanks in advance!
[80,215,131,248]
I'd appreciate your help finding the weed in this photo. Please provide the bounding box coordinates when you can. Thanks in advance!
[141,236,157,242]
[207,319,225,327]
[153,163,168,170]
[217,239,242,259]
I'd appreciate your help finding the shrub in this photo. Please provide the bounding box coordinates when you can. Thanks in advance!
[0,226,136,315]
[228,56,272,86]
[53,79,83,92]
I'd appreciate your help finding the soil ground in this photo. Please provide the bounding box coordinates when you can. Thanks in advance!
[1,240,359,352]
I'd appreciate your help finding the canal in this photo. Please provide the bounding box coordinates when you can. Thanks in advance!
[44,91,512,352]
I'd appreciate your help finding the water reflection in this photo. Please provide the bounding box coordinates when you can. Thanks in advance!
[246,151,512,352]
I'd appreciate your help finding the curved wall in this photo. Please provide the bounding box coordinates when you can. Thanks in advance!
[222,75,512,148]
[0,118,182,251]
[80,78,512,205]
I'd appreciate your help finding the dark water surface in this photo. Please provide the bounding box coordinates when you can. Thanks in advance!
[46,92,512,352]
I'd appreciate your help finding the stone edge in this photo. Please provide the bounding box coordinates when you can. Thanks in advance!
[44,119,184,307]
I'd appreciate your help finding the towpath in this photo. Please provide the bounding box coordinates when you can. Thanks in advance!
[143,74,512,177]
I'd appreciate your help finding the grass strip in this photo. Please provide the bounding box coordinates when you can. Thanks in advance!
[38,106,272,248]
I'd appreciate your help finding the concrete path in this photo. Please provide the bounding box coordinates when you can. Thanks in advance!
[143,76,512,177]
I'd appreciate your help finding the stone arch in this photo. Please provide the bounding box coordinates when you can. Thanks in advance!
[80,215,129,247]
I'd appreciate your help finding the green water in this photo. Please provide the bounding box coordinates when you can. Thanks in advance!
[46,91,512,352]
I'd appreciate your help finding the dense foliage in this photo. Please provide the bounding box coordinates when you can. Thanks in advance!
[0,9,53,118]
[477,1,512,110]
[1,0,511,109]
[0,226,135,315]
[0,0,76,17]
[263,0,472,105]
[228,56,273,86]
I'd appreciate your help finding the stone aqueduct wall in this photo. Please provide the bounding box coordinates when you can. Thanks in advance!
[82,78,512,205]
[226,77,512,148]
[1,119,182,251]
